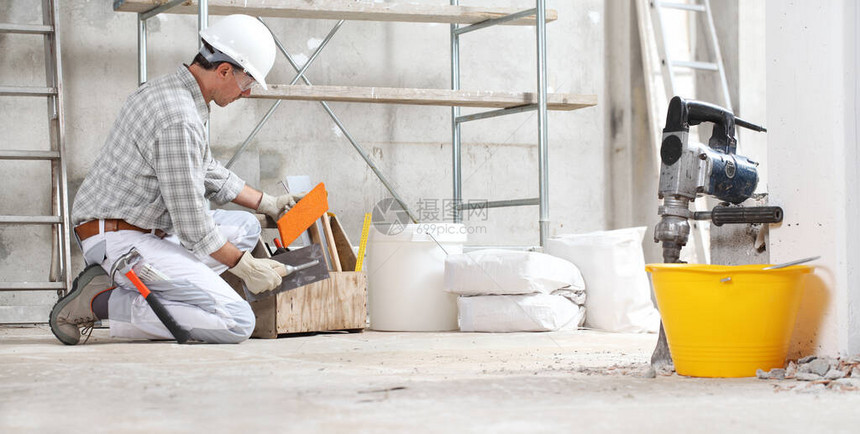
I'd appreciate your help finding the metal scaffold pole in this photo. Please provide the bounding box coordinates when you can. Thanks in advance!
[536,0,549,247]
[451,0,462,224]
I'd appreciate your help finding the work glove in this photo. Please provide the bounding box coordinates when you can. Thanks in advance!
[228,251,288,294]
[256,192,296,221]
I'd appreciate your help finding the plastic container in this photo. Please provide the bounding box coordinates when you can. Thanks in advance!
[646,263,812,378]
[367,223,466,331]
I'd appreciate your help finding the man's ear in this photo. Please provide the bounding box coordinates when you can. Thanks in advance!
[216,62,232,79]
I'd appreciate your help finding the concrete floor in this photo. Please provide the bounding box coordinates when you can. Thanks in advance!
[1,327,859,433]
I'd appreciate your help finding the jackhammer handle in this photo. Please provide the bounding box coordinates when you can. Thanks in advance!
[709,206,784,226]
[685,99,733,126]
[669,97,767,132]
[735,117,767,132]
[688,101,767,132]
[125,270,191,344]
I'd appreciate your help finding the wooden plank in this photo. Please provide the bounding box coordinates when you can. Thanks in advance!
[307,221,334,270]
[275,272,367,334]
[250,85,598,111]
[251,236,273,258]
[328,213,357,272]
[249,296,278,338]
[307,222,322,246]
[321,213,342,272]
[114,0,557,25]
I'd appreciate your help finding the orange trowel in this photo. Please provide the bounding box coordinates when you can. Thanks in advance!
[241,183,333,301]
[277,182,329,246]
[242,243,330,302]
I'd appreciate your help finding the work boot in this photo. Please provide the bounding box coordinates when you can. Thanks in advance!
[49,265,112,345]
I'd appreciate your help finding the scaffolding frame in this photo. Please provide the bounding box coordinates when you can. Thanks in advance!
[133,0,554,247]
[450,0,549,247]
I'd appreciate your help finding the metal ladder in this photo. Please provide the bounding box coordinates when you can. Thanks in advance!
[649,0,732,110]
[636,0,732,264]
[636,0,734,145]
[0,0,72,300]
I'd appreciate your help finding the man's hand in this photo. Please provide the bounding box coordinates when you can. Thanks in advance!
[256,192,297,221]
[227,251,288,294]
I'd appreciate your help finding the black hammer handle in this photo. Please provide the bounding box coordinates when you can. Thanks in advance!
[710,206,784,226]
[125,270,191,344]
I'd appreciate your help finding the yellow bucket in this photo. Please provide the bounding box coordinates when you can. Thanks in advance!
[645,263,811,378]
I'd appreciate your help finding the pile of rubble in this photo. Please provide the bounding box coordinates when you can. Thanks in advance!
[756,355,860,392]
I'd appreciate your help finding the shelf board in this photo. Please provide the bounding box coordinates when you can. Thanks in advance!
[249,85,597,111]
[114,0,557,25]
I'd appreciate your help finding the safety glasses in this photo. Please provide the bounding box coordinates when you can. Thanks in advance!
[232,67,256,92]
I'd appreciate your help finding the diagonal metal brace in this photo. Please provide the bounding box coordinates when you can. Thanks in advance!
[226,19,345,169]
[243,18,418,223]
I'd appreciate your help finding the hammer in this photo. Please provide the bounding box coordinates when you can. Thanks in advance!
[111,248,191,344]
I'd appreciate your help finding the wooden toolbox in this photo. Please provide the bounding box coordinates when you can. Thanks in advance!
[224,214,367,338]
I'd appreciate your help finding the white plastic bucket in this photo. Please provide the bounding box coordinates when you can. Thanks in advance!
[367,223,466,331]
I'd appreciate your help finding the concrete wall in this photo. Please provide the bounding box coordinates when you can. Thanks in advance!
[737,0,767,192]
[707,0,770,266]
[767,0,859,357]
[0,0,605,321]
[604,0,660,263]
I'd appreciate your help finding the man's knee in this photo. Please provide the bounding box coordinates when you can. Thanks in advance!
[232,300,256,341]
[145,277,256,344]
[241,210,262,233]
[189,300,255,344]
[231,211,263,251]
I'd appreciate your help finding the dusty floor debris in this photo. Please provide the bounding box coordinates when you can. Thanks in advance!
[3,326,860,432]
[757,355,860,393]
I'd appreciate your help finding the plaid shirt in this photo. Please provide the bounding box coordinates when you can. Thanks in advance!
[72,66,245,258]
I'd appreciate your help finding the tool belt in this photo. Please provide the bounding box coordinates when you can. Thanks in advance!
[75,219,167,242]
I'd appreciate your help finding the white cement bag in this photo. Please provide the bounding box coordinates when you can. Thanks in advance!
[545,227,660,333]
[445,249,585,296]
[458,291,586,332]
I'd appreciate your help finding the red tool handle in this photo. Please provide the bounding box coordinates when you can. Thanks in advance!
[274,238,284,249]
[124,269,191,344]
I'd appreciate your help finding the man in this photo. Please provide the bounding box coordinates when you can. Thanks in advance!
[50,15,293,345]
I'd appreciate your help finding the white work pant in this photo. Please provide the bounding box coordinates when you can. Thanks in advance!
[80,210,258,343]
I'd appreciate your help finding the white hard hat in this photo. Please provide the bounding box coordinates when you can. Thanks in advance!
[199,15,276,90]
